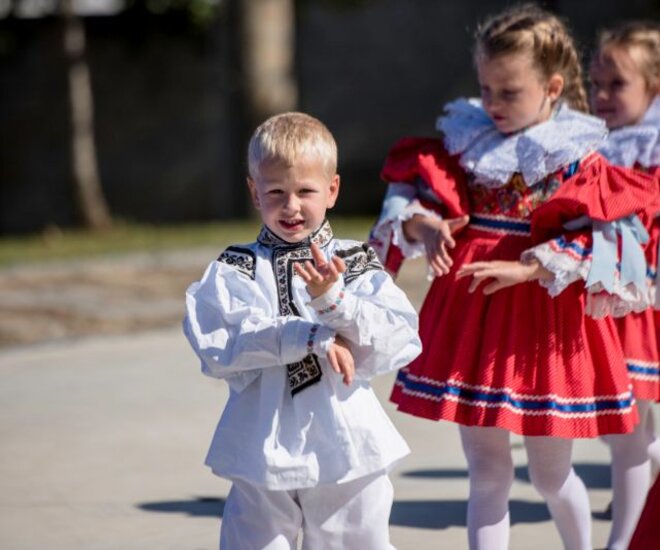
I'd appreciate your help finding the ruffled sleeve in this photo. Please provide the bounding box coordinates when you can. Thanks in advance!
[368,137,469,275]
[523,154,660,317]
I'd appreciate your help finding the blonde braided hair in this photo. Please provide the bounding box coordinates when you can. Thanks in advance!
[475,3,589,112]
[595,20,660,92]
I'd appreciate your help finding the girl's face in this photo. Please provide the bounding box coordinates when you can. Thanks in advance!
[476,52,563,134]
[589,46,656,129]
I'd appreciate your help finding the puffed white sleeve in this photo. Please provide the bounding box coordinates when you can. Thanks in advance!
[307,247,421,380]
[183,260,336,389]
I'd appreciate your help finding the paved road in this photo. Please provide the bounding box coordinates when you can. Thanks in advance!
[0,324,632,549]
[0,251,645,549]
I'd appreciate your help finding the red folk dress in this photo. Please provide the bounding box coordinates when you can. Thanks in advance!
[374,100,659,438]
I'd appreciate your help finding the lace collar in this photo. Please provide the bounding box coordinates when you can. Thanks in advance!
[257,219,334,249]
[598,96,660,168]
[436,98,607,187]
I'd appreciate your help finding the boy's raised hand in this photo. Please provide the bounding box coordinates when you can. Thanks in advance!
[294,242,347,298]
[327,334,354,386]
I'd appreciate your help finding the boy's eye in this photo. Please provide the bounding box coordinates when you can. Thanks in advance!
[502,89,520,99]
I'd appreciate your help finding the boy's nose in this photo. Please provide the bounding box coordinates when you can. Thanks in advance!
[283,194,300,212]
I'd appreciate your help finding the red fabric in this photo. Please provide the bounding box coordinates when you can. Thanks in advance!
[390,227,637,438]
[615,310,660,401]
[380,137,470,218]
[530,153,660,245]
[628,475,660,550]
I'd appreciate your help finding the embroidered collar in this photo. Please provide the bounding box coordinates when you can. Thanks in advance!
[257,219,334,249]
[436,98,607,186]
[598,96,660,168]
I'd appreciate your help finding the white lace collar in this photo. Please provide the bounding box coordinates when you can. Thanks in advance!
[436,98,607,187]
[598,96,660,168]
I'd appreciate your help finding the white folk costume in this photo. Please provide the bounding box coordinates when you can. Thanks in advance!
[183,219,421,549]
[369,99,660,439]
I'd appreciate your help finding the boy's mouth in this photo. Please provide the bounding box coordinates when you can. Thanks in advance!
[280,219,305,230]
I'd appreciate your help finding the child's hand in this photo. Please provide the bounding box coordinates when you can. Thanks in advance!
[327,334,354,386]
[456,260,552,295]
[294,242,346,298]
[403,214,469,276]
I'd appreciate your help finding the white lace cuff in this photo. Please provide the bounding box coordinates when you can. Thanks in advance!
[522,238,652,318]
[390,200,443,260]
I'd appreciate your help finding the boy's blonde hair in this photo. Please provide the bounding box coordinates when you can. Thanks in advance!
[248,112,338,180]
[595,21,660,92]
[475,3,588,112]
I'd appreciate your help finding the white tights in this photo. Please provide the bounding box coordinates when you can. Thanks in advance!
[459,425,591,550]
[602,399,655,550]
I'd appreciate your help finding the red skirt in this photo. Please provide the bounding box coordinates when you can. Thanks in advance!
[615,311,660,402]
[391,225,638,438]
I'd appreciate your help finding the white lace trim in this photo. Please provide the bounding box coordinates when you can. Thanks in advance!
[598,97,660,168]
[521,243,589,296]
[390,201,442,260]
[522,242,651,318]
[436,98,607,186]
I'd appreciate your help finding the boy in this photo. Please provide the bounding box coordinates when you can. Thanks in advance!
[183,112,421,548]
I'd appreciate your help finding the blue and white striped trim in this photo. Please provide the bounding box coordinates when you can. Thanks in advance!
[550,235,593,259]
[470,214,531,236]
[395,371,635,418]
[627,359,660,382]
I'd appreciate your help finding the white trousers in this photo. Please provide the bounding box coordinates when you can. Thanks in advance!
[219,471,395,550]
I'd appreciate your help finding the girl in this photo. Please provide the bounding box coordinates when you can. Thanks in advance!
[589,20,660,550]
[369,5,658,550]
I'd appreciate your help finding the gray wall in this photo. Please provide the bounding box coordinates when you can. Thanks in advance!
[1,0,657,233]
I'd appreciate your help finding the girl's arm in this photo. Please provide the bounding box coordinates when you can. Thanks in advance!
[456,259,553,294]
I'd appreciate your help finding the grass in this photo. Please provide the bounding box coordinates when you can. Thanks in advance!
[0,217,375,267]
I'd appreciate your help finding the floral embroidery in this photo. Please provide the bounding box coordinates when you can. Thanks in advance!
[217,246,256,279]
[317,289,345,315]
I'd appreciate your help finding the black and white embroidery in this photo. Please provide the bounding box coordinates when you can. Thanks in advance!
[336,244,383,285]
[257,220,334,396]
[217,246,256,279]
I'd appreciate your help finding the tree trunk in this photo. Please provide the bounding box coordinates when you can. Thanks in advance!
[240,0,298,128]
[61,0,112,230]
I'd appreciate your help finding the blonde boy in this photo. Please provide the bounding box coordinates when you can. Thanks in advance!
[183,112,421,549]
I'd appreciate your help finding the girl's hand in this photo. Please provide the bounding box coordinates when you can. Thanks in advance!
[327,334,354,386]
[294,242,347,298]
[456,260,552,295]
[403,214,469,276]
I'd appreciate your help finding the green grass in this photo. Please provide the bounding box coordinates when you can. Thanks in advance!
[0,217,375,267]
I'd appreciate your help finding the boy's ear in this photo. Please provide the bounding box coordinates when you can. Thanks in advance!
[326,174,340,208]
[547,73,565,102]
[247,177,260,209]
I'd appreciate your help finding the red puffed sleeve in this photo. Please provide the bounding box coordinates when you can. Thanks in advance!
[369,137,469,275]
[523,153,660,317]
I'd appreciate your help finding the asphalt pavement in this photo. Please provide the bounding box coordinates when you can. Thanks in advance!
[0,254,645,549]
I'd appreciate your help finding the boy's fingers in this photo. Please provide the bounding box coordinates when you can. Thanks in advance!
[332,256,346,273]
[310,243,327,267]
[326,348,341,374]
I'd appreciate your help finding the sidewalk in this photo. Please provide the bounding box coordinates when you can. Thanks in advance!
[0,326,624,549]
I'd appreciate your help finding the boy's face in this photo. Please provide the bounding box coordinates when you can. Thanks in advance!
[590,46,656,129]
[248,155,340,243]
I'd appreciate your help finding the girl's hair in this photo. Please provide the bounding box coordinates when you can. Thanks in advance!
[247,112,337,180]
[595,20,660,92]
[475,3,589,112]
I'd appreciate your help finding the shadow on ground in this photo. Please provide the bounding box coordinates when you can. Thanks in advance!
[138,497,226,518]
[401,462,610,490]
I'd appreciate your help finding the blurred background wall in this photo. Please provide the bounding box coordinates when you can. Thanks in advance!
[1,0,658,234]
